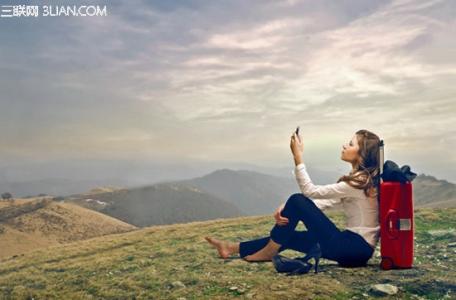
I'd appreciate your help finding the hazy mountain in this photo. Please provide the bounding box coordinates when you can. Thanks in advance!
[63,167,343,226]
[66,182,243,227]
[6,164,454,234]
[175,168,456,214]
[0,178,128,199]
[0,158,343,198]
[413,174,456,208]
[176,169,299,215]
[65,167,456,229]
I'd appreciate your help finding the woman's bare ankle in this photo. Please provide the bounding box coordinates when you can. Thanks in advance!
[228,242,240,254]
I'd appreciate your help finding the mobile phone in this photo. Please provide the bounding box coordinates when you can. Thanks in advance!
[295,126,300,135]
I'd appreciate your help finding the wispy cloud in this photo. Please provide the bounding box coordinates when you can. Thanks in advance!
[0,0,455,182]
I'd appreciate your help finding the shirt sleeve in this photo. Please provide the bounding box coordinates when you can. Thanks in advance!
[292,163,355,209]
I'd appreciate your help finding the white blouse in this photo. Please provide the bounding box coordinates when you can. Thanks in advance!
[292,163,380,249]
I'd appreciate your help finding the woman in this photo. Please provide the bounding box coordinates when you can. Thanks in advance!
[205,129,381,270]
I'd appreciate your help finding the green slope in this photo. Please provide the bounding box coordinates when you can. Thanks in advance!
[0,208,455,299]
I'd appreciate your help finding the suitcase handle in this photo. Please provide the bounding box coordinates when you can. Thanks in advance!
[385,209,399,239]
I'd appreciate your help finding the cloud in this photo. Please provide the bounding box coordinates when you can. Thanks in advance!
[0,0,455,182]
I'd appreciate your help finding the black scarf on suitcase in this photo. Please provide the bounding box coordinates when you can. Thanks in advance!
[381,160,417,183]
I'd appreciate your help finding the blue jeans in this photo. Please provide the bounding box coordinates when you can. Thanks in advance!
[239,193,374,267]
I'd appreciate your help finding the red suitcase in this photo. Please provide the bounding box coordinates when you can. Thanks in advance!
[378,140,414,270]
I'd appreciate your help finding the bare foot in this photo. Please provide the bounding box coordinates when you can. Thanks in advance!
[205,236,234,259]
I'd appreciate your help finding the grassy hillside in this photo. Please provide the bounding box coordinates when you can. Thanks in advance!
[0,207,454,299]
[0,198,137,259]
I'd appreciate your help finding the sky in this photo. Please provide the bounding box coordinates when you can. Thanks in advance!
[0,0,455,184]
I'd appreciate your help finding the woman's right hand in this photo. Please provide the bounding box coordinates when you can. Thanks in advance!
[273,202,289,226]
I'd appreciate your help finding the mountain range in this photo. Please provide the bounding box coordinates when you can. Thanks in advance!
[62,168,456,228]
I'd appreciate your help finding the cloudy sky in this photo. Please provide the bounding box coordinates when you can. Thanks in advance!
[1,0,455,183]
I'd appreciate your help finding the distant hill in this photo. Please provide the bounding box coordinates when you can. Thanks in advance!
[0,178,129,199]
[0,198,137,259]
[65,169,456,230]
[0,160,345,199]
[66,182,243,227]
[175,169,456,213]
[183,169,456,211]
[413,174,456,208]
[177,169,299,215]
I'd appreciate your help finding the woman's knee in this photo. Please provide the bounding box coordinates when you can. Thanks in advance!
[286,193,311,207]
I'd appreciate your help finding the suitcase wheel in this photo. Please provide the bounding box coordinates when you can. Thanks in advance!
[380,257,394,270]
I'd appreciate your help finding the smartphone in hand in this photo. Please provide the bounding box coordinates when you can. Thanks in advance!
[295,126,301,142]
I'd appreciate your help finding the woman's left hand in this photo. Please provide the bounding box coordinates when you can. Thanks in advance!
[290,132,304,159]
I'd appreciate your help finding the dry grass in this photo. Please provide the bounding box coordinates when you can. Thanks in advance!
[0,208,455,299]
[0,198,136,259]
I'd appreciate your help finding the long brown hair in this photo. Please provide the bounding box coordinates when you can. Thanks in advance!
[337,129,381,198]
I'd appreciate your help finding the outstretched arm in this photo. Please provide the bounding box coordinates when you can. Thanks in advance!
[289,131,351,209]
[293,163,354,200]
